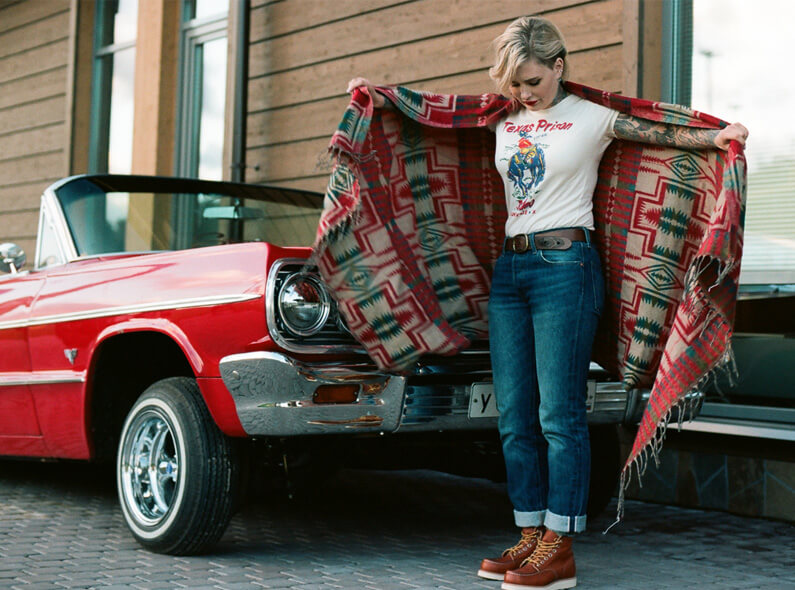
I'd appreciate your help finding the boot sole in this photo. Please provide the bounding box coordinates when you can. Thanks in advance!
[478,569,507,581]
[502,577,576,590]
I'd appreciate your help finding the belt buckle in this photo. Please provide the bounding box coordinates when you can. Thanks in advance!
[515,234,529,253]
[536,236,572,250]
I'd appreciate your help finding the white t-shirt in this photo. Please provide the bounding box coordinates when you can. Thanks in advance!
[494,94,619,236]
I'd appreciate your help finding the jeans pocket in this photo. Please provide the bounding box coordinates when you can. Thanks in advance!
[537,245,584,265]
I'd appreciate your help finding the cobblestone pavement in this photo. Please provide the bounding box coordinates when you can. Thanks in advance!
[1,459,793,589]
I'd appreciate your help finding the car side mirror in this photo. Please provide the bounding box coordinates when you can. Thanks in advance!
[0,243,26,274]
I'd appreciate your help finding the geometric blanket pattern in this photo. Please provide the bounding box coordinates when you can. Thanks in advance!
[314,82,746,514]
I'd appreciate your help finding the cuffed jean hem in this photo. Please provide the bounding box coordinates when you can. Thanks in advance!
[514,509,546,528]
[544,511,587,534]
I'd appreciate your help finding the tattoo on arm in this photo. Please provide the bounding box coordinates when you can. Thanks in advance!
[613,113,719,149]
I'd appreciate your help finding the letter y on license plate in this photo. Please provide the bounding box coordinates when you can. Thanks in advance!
[469,382,499,418]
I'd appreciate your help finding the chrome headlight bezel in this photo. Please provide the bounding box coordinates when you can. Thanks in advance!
[266,258,362,354]
[277,272,331,337]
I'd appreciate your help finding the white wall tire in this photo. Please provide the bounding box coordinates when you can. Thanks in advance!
[116,377,240,554]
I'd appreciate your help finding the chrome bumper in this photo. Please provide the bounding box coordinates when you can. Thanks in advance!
[218,351,667,436]
[219,352,407,435]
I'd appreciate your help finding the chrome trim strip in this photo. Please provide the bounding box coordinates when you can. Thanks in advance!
[0,293,260,331]
[34,199,68,270]
[39,187,79,266]
[0,372,85,386]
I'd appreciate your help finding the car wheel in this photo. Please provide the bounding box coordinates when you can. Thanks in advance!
[116,377,240,555]
[587,424,621,518]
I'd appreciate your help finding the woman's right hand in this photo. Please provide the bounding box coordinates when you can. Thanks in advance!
[346,77,385,108]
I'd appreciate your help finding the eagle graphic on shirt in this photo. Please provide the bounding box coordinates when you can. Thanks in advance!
[504,135,546,211]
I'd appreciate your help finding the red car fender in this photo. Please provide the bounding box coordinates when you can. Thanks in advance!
[87,318,246,439]
[91,318,205,374]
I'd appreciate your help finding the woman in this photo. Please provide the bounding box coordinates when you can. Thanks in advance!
[348,16,747,590]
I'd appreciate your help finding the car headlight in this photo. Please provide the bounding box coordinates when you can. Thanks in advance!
[277,273,331,337]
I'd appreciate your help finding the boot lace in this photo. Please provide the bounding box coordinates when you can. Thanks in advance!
[502,528,541,558]
[520,536,562,568]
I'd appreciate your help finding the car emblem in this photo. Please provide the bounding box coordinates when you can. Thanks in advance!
[64,348,78,365]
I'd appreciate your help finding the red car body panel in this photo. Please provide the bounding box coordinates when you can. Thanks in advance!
[0,241,311,459]
[0,272,45,439]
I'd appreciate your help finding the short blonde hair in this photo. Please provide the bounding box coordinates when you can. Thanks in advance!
[489,16,569,97]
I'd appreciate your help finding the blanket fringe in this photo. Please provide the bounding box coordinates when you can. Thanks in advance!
[605,348,734,534]
[605,251,741,534]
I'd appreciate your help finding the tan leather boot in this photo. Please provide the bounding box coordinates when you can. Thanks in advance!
[501,528,576,589]
[477,526,544,581]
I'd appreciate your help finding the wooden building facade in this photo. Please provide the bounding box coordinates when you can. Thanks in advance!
[0,0,665,257]
[0,0,73,257]
[244,0,662,192]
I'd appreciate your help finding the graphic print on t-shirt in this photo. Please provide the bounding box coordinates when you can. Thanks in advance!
[501,132,546,212]
[496,95,618,236]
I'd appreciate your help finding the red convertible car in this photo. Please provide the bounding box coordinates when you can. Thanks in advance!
[0,175,656,554]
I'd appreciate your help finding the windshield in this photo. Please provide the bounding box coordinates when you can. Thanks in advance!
[54,177,323,256]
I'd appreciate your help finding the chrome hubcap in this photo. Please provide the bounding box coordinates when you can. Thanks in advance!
[120,409,179,526]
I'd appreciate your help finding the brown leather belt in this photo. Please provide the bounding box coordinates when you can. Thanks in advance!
[504,228,587,253]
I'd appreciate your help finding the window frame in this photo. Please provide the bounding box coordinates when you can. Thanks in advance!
[660,0,693,106]
[88,0,138,174]
[664,0,795,287]
[174,2,230,180]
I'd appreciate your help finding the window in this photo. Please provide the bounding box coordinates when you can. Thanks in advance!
[674,0,795,284]
[176,0,230,180]
[35,202,68,269]
[89,0,138,174]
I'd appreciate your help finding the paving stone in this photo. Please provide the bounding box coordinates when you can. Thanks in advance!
[1,462,794,589]
[256,580,304,589]
[54,583,104,589]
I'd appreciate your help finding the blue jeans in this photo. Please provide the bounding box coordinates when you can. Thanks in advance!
[488,231,604,534]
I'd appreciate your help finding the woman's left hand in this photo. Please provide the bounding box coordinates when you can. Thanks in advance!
[714,122,749,150]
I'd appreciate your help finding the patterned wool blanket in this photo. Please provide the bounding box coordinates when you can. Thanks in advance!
[314,82,746,514]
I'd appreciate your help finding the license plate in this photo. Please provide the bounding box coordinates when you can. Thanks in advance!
[469,382,499,418]
[469,380,597,418]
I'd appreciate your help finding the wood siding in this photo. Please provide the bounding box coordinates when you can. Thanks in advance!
[0,0,71,257]
[245,0,628,193]
[0,0,641,258]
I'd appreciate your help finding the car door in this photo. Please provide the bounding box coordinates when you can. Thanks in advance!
[0,272,45,447]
